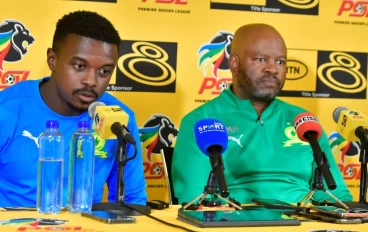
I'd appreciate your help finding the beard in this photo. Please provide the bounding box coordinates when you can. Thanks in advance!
[66,101,88,114]
[238,69,284,102]
[56,86,99,114]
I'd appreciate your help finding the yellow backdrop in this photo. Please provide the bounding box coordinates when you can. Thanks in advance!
[1,0,367,203]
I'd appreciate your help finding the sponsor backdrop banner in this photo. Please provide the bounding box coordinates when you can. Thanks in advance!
[1,0,367,203]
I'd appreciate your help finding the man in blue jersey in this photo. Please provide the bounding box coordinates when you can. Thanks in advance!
[0,11,147,207]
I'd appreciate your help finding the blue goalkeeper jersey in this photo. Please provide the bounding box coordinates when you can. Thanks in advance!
[0,77,147,207]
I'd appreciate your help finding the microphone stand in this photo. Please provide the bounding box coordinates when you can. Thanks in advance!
[298,162,349,210]
[358,131,368,204]
[336,127,368,212]
[116,135,128,204]
[92,123,151,216]
[297,132,349,210]
[182,170,242,211]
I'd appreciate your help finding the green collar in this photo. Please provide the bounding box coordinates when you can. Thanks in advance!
[221,84,278,120]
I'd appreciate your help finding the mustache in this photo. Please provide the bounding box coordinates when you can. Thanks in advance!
[72,87,98,98]
[260,74,280,84]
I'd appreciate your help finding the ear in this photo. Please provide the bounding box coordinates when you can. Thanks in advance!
[229,54,239,75]
[47,48,57,72]
[161,118,170,127]
[14,23,23,33]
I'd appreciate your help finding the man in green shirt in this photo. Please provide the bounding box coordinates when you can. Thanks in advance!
[172,23,352,204]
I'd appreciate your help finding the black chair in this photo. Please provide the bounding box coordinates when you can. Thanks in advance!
[160,147,179,205]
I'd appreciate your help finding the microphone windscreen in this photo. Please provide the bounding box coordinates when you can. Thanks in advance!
[294,112,322,142]
[194,118,228,156]
[332,106,349,123]
[88,101,106,119]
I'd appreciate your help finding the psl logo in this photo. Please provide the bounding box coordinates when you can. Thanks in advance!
[329,132,361,180]
[0,20,34,89]
[338,0,368,16]
[2,218,68,227]
[198,31,233,94]
[139,115,178,179]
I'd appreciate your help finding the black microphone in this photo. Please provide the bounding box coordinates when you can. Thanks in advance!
[207,145,229,198]
[194,118,229,198]
[111,122,136,145]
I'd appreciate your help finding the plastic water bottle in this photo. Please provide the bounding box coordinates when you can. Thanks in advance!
[68,121,95,213]
[37,120,64,214]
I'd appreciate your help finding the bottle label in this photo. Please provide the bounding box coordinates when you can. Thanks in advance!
[77,140,83,158]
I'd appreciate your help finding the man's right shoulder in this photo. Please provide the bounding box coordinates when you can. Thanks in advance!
[0,80,38,104]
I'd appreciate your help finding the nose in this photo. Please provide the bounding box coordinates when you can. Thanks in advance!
[81,70,97,87]
[264,60,278,75]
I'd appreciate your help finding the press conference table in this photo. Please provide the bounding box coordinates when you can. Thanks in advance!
[1,206,367,232]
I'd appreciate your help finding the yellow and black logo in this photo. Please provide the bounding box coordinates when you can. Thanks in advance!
[286,59,308,80]
[317,51,367,98]
[114,40,177,92]
[280,49,367,99]
[210,0,319,15]
[342,115,347,127]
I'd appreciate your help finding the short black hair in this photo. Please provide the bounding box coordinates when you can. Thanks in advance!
[52,10,120,52]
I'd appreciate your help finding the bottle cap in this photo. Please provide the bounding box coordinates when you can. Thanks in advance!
[78,121,90,129]
[46,120,59,129]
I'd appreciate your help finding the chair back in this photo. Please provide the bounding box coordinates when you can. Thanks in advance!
[160,147,178,205]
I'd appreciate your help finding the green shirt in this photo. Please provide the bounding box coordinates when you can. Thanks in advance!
[172,87,352,204]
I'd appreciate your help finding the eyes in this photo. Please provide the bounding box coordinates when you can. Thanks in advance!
[72,62,113,77]
[256,58,286,66]
[74,63,85,70]
[98,68,112,76]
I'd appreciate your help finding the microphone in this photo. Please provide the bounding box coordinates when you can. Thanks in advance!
[87,101,135,144]
[333,106,368,142]
[194,118,229,198]
[294,112,337,190]
[89,101,150,216]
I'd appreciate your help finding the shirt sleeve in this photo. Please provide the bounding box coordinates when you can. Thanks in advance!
[312,129,353,202]
[172,114,212,204]
[109,112,147,205]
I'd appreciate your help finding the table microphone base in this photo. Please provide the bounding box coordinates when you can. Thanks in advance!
[92,202,151,216]
[334,201,368,212]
